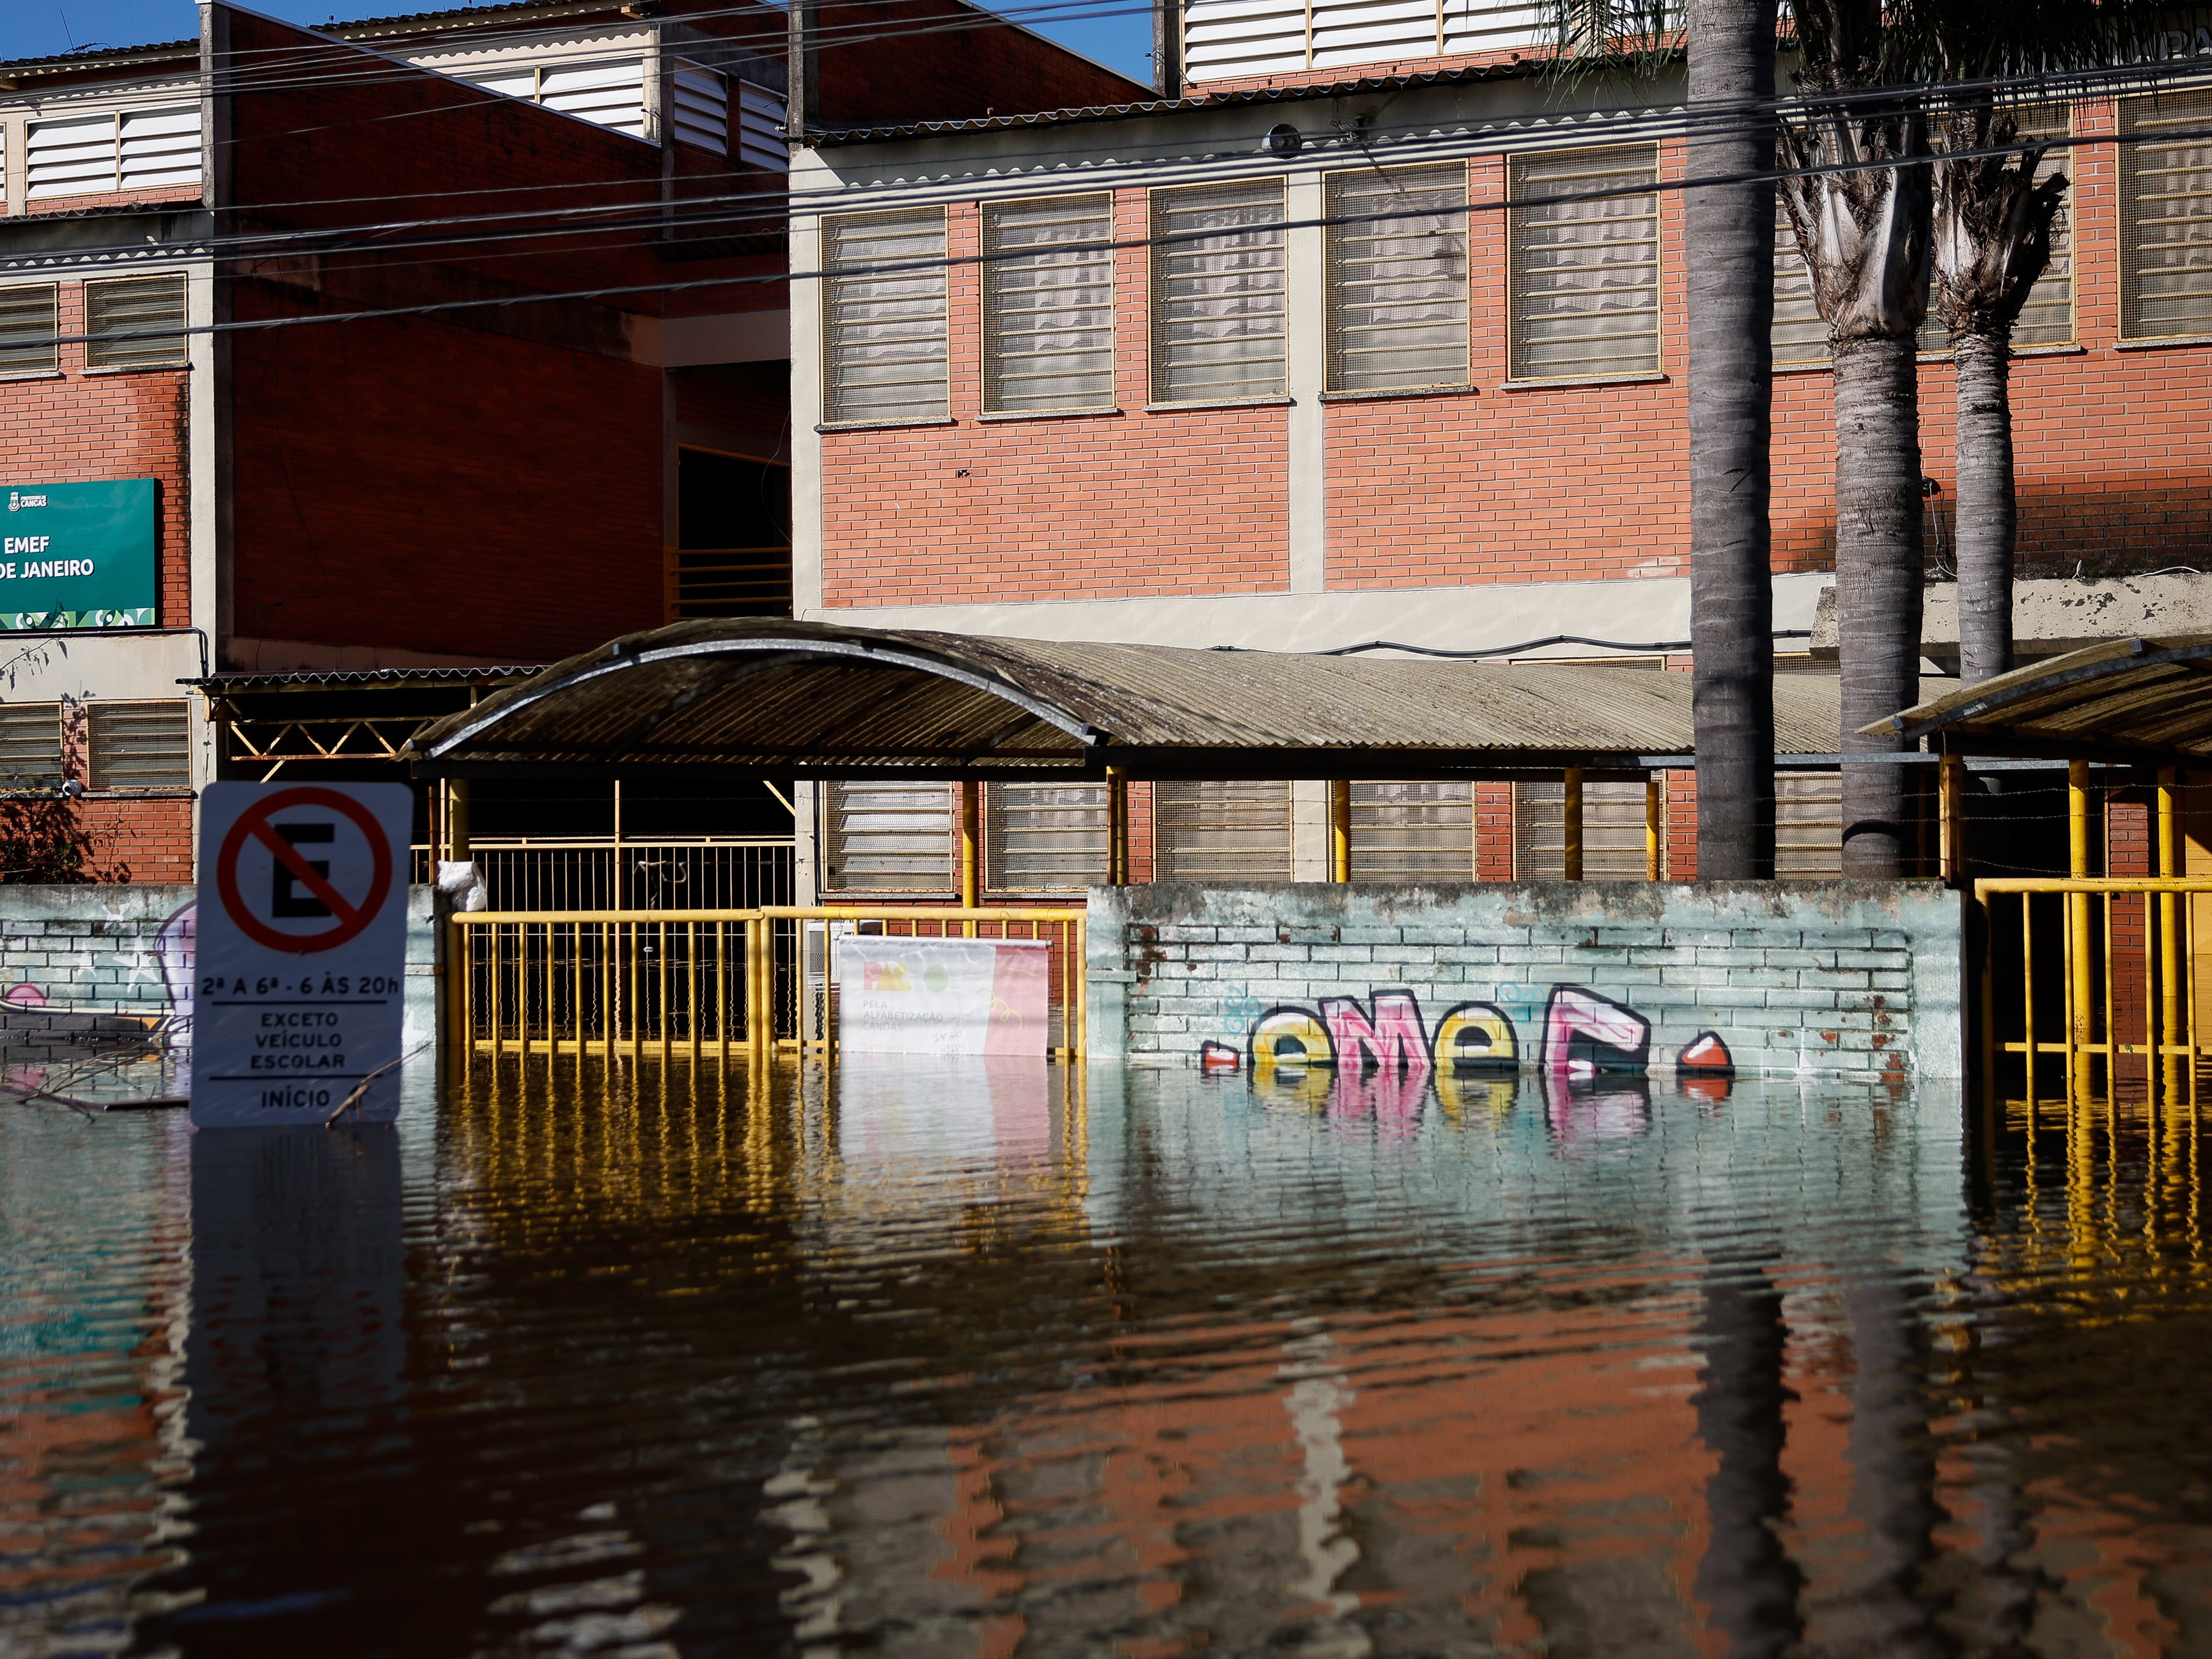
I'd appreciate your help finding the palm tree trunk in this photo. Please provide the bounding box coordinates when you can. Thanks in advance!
[1686,0,1777,880]
[1834,332,1926,877]
[1952,328,2016,684]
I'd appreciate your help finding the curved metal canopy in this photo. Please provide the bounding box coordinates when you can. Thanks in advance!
[1876,632,2212,763]
[409,618,1850,781]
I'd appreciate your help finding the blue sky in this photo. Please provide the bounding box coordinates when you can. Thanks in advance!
[1,1,1155,82]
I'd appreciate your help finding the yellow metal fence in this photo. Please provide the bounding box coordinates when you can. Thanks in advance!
[1977,877,2211,1102]
[448,906,1087,1061]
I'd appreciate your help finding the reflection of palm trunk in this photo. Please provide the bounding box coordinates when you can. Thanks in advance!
[1842,1276,1947,1657]
[1693,1263,1802,1658]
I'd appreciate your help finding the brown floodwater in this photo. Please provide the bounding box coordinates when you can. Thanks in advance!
[5,1060,2212,1657]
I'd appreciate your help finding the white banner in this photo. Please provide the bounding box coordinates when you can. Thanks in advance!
[192,782,412,1128]
[835,936,1052,1056]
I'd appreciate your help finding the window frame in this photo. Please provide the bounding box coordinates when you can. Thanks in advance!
[0,701,66,793]
[818,206,953,431]
[83,274,189,371]
[1504,142,1665,386]
[0,282,61,380]
[1146,176,1291,408]
[981,191,1119,419]
[84,699,192,793]
[2119,88,2212,345]
[982,781,1111,894]
[817,779,957,896]
[1322,161,1473,396]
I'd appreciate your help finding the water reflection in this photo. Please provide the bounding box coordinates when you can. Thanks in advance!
[13,1066,2212,1653]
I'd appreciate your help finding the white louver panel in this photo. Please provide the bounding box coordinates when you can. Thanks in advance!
[463,66,540,99]
[671,63,728,154]
[1188,0,1549,82]
[540,57,648,137]
[738,82,788,171]
[27,104,200,199]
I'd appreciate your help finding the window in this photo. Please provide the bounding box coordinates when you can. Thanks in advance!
[86,276,188,370]
[0,285,59,377]
[2121,89,2212,341]
[737,82,788,172]
[456,58,650,138]
[1350,781,1473,879]
[822,208,949,426]
[1154,779,1293,882]
[1149,181,1288,404]
[1773,196,1828,365]
[1507,145,1662,382]
[0,704,63,791]
[1774,772,1842,880]
[87,701,190,791]
[670,63,728,155]
[1325,165,1469,392]
[26,104,201,199]
[983,194,1116,415]
[1180,0,1548,83]
[1511,779,1653,880]
[821,781,953,892]
[987,783,1109,891]
[671,449,791,619]
[1919,105,2075,354]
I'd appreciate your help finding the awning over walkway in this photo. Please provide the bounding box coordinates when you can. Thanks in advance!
[1877,633,2212,765]
[409,619,1848,781]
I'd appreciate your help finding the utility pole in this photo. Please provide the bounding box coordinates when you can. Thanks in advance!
[786,0,820,139]
[1153,0,1182,99]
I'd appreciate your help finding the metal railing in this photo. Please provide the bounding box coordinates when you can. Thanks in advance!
[1977,876,2209,1102]
[447,905,1087,1061]
[413,838,794,911]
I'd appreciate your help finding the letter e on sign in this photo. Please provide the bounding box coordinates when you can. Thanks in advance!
[194,783,414,1128]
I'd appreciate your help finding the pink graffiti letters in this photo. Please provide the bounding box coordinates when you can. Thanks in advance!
[1320,990,1431,1082]
[1540,985,1651,1079]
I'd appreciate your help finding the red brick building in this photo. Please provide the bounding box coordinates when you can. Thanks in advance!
[784,9,2212,898]
[0,0,1144,880]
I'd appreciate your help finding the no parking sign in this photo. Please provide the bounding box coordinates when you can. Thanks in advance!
[193,783,413,1127]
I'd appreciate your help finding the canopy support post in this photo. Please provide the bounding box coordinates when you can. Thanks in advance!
[960,780,980,936]
[1939,754,1965,885]
[1563,767,1584,882]
[2069,759,2093,1093]
[1644,773,1662,882]
[1107,767,1130,886]
[1330,780,1351,883]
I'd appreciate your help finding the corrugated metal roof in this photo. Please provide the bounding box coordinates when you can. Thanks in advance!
[411,619,1846,779]
[1880,632,2212,762]
[811,61,1543,146]
[194,666,545,692]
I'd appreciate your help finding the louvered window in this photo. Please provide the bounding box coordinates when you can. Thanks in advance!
[1511,779,1653,880]
[1325,165,1469,392]
[1154,779,1293,882]
[0,286,59,377]
[1350,781,1473,879]
[823,209,949,426]
[670,63,728,154]
[1773,195,1828,365]
[987,783,1109,891]
[821,781,953,892]
[1920,105,2074,354]
[2121,89,2212,341]
[452,56,648,138]
[86,276,187,370]
[87,702,190,791]
[1774,772,1842,880]
[26,104,201,199]
[0,705,63,791]
[984,195,1116,415]
[1507,145,1661,382]
[1149,182,1288,405]
[1182,0,1548,82]
[738,82,788,171]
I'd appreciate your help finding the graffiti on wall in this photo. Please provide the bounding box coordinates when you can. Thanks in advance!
[1196,984,1733,1144]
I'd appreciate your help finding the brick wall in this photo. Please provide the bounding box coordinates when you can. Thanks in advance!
[1085,880,1965,1081]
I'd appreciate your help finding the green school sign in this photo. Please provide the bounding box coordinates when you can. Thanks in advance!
[0,479,157,630]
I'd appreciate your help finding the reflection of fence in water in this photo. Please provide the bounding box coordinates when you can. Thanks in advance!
[412,839,795,911]
[452,906,1086,1059]
[1994,1093,2209,1279]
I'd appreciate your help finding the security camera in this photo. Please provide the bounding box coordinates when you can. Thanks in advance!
[54,779,83,800]
[1263,123,1302,157]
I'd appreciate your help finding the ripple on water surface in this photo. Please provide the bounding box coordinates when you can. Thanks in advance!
[6,1064,2212,1656]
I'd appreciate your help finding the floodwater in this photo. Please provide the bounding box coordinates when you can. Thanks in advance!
[5,1064,2212,1658]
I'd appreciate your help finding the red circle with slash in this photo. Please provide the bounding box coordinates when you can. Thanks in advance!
[215,787,393,954]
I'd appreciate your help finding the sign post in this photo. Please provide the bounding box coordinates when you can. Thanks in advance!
[192,782,414,1128]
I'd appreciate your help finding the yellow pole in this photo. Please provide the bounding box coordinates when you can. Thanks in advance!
[1644,772,1662,882]
[2069,759,2094,1093]
[1562,767,1584,883]
[960,780,980,936]
[2161,767,2183,1095]
[444,778,471,866]
[1939,753,1964,885]
[1107,766,1128,885]
[1330,779,1351,883]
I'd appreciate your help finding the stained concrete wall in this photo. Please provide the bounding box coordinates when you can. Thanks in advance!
[0,884,440,1055]
[1084,882,1965,1082]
